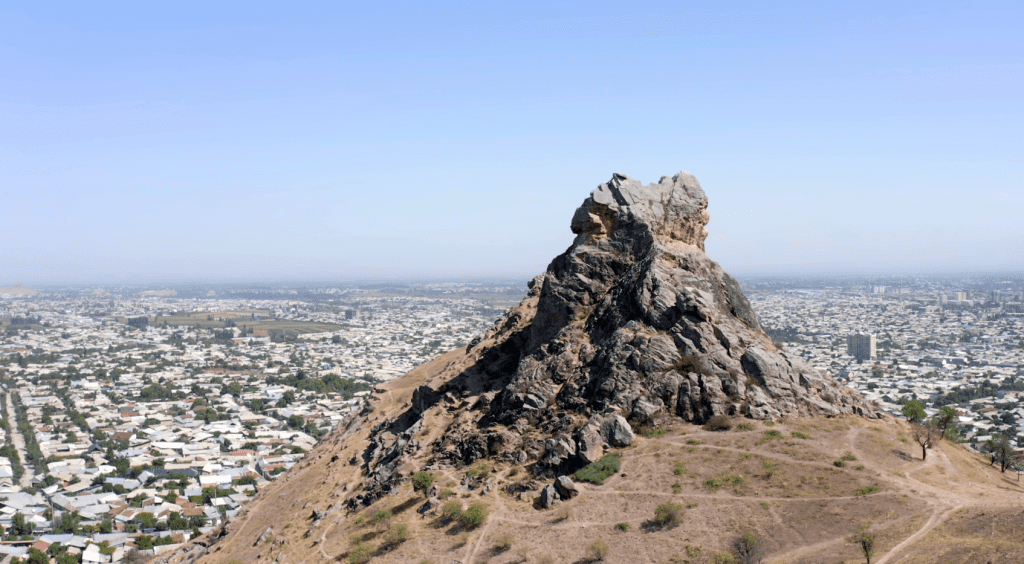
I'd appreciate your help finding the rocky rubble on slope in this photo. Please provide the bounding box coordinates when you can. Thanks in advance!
[346,171,881,506]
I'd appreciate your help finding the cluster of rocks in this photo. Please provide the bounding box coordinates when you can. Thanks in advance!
[542,412,635,470]
[540,475,581,508]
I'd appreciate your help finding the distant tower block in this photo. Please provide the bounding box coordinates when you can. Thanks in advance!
[847,333,876,361]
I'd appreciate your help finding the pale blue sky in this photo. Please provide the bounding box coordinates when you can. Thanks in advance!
[2,1,1022,284]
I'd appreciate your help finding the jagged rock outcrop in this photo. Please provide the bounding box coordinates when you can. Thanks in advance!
[481,172,877,429]
[350,171,879,504]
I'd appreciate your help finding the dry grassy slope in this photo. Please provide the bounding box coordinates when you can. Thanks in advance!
[185,364,1024,564]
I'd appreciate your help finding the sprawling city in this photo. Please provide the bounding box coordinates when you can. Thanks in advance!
[0,281,521,562]
[0,274,1021,562]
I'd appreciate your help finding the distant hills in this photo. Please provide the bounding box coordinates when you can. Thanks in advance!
[0,284,39,296]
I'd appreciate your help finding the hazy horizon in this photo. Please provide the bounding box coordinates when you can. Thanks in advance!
[4,2,1023,285]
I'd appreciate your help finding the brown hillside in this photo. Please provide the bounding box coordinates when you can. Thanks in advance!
[171,368,1024,563]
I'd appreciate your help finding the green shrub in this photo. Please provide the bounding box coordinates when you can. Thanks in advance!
[840,453,857,461]
[459,502,488,529]
[736,423,754,431]
[673,461,686,476]
[347,541,373,564]
[588,539,610,561]
[833,460,846,468]
[856,485,879,496]
[615,522,630,532]
[686,439,704,446]
[644,428,668,438]
[466,463,491,478]
[383,523,410,548]
[438,488,455,499]
[790,431,810,439]
[762,459,778,479]
[492,532,513,552]
[574,453,621,485]
[672,482,682,494]
[654,502,684,528]
[756,430,782,445]
[704,474,743,492]
[440,500,461,522]
[370,509,392,529]
[411,471,435,494]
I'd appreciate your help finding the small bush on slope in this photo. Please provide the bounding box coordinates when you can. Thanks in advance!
[574,453,621,485]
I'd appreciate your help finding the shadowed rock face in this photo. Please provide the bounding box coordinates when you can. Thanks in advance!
[484,172,879,430]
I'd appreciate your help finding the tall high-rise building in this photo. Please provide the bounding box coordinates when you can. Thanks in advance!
[847,333,877,361]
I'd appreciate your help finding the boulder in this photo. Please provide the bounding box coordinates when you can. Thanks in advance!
[254,527,273,546]
[418,498,438,515]
[540,484,560,508]
[554,476,579,499]
[542,434,577,467]
[600,415,635,447]
[574,421,604,464]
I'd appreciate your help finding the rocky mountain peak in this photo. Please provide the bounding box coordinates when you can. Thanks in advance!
[283,171,881,509]
[570,171,709,250]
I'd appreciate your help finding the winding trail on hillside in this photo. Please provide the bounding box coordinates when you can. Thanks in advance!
[464,508,496,564]
[874,505,961,564]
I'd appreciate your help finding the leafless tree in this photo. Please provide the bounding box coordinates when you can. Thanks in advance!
[912,422,939,461]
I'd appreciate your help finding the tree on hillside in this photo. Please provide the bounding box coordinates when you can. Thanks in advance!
[912,422,939,461]
[733,531,766,564]
[984,433,1017,473]
[932,406,958,440]
[850,529,876,564]
[901,399,926,424]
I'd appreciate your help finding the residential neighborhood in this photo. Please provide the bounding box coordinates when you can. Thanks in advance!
[0,275,1021,562]
[746,276,1024,449]
[0,282,511,563]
